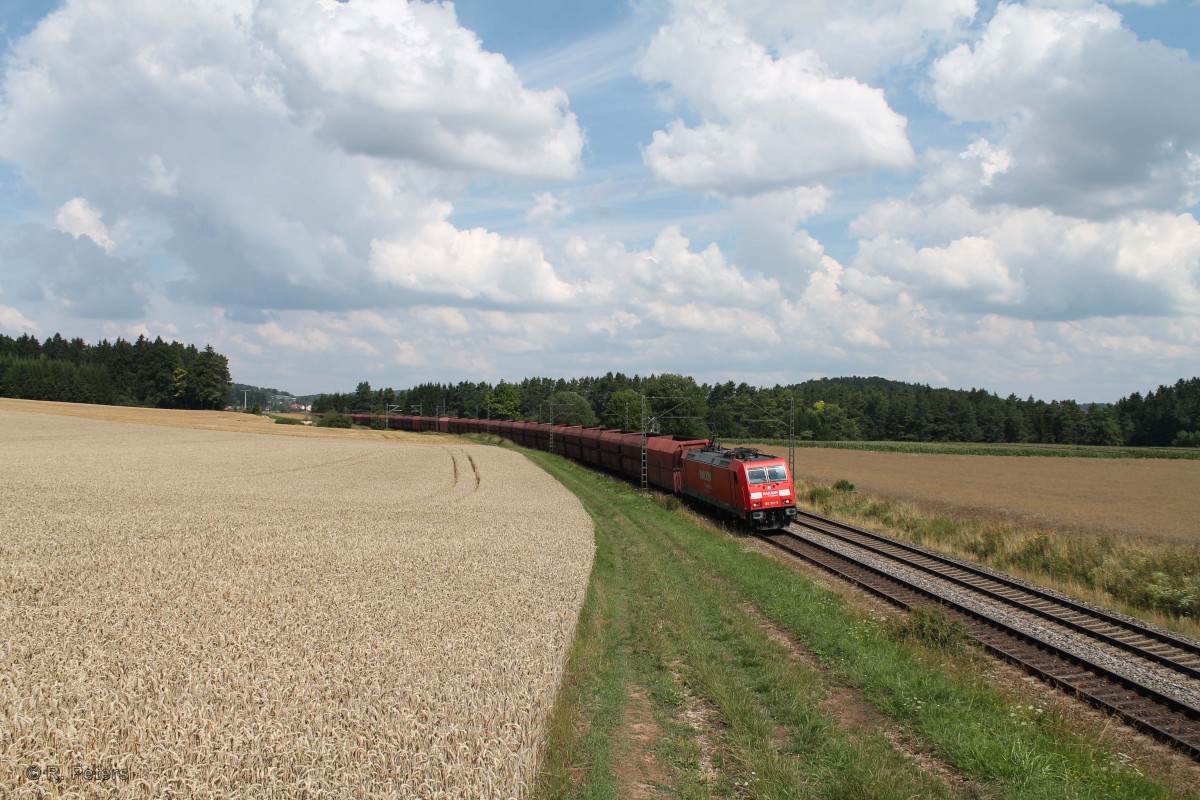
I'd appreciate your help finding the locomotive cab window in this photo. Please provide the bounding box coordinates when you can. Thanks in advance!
[766,465,788,482]
[747,468,767,484]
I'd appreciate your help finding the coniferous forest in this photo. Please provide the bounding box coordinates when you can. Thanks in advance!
[312,374,1200,448]
[0,332,232,410]
[3,331,1197,446]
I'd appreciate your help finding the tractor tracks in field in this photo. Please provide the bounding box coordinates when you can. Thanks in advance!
[440,447,482,504]
[757,510,1200,760]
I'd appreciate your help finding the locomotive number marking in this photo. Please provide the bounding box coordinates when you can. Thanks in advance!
[698,469,712,481]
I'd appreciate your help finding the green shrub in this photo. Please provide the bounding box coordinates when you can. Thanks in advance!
[1172,430,1200,447]
[317,410,352,428]
[1092,552,1200,618]
[807,485,833,506]
[833,479,855,492]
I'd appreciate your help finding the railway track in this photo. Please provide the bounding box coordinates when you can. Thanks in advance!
[757,510,1200,759]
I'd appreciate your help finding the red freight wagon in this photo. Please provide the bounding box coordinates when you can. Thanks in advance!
[619,432,665,480]
[644,435,710,492]
[531,422,555,451]
[512,421,534,447]
[559,425,586,459]
[681,445,797,530]
[598,429,626,472]
[578,428,612,466]
[552,425,579,456]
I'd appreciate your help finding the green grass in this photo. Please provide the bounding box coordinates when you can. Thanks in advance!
[527,448,1190,800]
[725,439,1200,460]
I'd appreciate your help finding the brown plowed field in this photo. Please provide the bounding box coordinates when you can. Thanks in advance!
[779,447,1200,542]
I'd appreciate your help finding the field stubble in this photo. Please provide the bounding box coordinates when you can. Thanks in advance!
[774,446,1200,541]
[0,407,594,798]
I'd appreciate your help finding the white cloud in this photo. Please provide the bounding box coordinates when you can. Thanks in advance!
[638,2,914,195]
[0,305,39,334]
[256,319,338,353]
[256,0,583,177]
[0,225,148,319]
[727,0,978,78]
[931,2,1200,215]
[0,0,585,318]
[124,321,181,341]
[0,0,1196,404]
[727,187,833,287]
[852,201,1200,320]
[142,154,179,196]
[1185,151,1200,207]
[369,203,577,306]
[527,192,574,224]
[54,198,117,253]
[730,186,831,228]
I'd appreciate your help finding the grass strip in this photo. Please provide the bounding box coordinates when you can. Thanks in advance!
[531,449,1189,800]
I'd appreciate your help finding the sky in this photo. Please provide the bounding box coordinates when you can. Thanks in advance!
[0,0,1197,402]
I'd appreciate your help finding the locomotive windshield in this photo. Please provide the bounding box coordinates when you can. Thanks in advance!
[747,465,789,484]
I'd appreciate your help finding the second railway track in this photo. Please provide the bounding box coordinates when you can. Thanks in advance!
[757,510,1200,760]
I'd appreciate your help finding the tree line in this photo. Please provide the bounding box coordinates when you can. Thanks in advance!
[0,332,232,410]
[313,373,1200,447]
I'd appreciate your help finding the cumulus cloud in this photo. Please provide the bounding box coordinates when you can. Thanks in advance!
[931,2,1200,215]
[637,1,914,195]
[852,202,1200,320]
[0,0,1196,403]
[256,0,583,177]
[54,198,119,254]
[0,305,39,334]
[369,203,577,306]
[1,225,148,319]
[727,187,833,286]
[0,0,584,319]
[728,0,978,78]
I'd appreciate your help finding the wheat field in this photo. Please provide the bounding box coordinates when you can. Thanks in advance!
[0,407,594,798]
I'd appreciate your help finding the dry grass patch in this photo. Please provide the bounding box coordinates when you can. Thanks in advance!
[0,410,593,798]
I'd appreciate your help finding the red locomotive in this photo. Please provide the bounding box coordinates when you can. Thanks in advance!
[681,445,797,530]
[334,413,798,530]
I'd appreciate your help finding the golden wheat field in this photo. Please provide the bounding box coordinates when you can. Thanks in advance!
[0,403,594,799]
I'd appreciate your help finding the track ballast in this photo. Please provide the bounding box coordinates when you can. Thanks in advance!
[757,510,1200,760]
